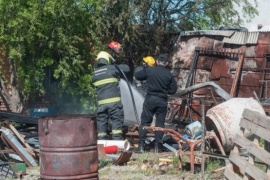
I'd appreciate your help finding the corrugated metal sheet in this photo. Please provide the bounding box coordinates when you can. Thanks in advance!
[222,32,259,45]
[180,30,235,37]
[246,32,260,44]
[180,30,260,45]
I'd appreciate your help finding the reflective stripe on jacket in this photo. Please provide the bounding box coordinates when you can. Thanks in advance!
[97,97,121,105]
[92,52,130,106]
[92,64,121,105]
[93,77,118,87]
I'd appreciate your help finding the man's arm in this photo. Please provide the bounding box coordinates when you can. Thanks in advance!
[114,64,130,78]
[168,76,177,95]
[117,64,130,74]
[134,68,147,81]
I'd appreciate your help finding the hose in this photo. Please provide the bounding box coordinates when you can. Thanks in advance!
[114,65,140,125]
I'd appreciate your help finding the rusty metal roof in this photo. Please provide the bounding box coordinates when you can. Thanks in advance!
[180,30,235,37]
[223,31,259,45]
[179,30,260,45]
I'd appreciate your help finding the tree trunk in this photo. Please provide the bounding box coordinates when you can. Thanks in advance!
[0,58,23,113]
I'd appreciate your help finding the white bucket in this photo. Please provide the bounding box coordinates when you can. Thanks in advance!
[97,140,131,151]
[185,121,202,139]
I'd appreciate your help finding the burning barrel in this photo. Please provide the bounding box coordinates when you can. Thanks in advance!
[38,115,98,180]
[205,98,265,152]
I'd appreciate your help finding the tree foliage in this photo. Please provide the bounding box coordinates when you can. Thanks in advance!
[0,0,258,113]
[0,0,106,112]
[100,0,258,63]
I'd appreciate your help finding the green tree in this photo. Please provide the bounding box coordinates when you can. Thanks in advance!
[98,0,258,66]
[0,0,258,113]
[0,0,106,113]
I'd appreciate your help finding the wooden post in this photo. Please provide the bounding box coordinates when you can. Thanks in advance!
[230,46,246,97]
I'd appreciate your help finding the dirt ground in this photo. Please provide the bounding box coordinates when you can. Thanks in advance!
[98,165,224,180]
[21,158,224,180]
[17,156,224,180]
[16,150,225,180]
[98,151,225,180]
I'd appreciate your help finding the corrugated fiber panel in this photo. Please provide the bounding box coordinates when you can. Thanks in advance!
[223,32,259,45]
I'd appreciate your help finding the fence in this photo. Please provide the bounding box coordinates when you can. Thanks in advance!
[224,108,270,180]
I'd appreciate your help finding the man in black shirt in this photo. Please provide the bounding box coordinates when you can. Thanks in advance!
[133,56,156,96]
[134,54,177,153]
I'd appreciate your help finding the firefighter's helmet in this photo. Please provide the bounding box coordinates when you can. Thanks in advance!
[96,51,111,65]
[108,41,123,54]
[143,56,156,67]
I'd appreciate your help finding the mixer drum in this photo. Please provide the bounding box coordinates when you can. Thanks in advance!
[206,98,265,152]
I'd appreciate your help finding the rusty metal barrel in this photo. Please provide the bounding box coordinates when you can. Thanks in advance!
[38,115,98,180]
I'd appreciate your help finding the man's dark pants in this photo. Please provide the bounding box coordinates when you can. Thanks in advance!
[139,95,167,144]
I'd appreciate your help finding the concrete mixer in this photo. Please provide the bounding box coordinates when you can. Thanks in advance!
[205,97,265,152]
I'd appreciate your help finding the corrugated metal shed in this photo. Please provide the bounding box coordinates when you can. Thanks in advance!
[171,31,270,100]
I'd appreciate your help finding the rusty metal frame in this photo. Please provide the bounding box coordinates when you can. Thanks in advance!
[168,87,229,124]
[185,47,241,88]
[175,48,242,122]
[143,126,226,174]
[112,151,132,165]
[188,47,243,97]
[259,54,270,99]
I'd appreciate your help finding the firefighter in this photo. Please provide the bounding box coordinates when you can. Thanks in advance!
[133,56,156,96]
[92,41,130,140]
[134,54,177,153]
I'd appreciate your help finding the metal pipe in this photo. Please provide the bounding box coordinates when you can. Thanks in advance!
[201,103,205,178]
[177,81,232,100]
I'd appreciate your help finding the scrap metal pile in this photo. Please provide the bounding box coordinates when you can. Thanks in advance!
[0,111,39,179]
[124,79,268,174]
[0,83,268,178]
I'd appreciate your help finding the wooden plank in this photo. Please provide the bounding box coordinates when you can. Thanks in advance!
[5,122,36,157]
[230,47,246,97]
[242,108,270,130]
[0,149,14,153]
[229,151,269,180]
[1,133,33,167]
[234,134,270,165]
[224,165,243,180]
[213,166,226,173]
[240,117,270,142]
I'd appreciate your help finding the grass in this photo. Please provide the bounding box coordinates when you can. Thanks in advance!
[98,152,226,180]
[205,158,225,172]
[99,157,113,169]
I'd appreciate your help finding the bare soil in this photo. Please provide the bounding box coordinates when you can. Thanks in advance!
[16,151,225,180]
[98,152,225,180]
